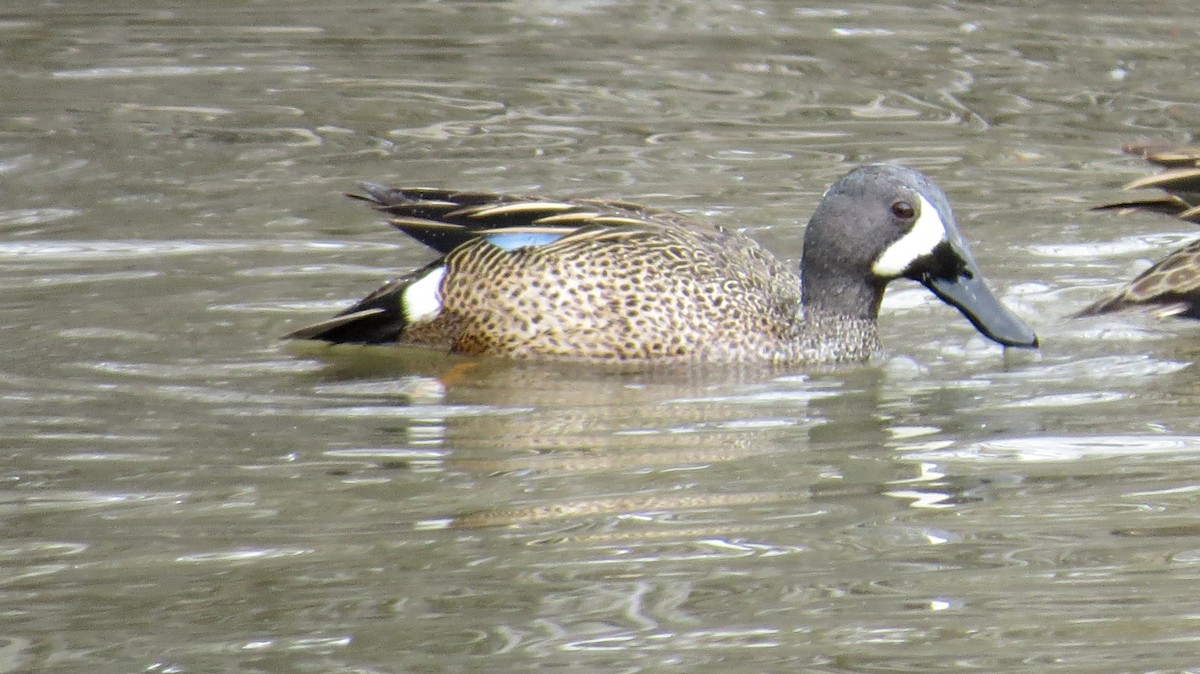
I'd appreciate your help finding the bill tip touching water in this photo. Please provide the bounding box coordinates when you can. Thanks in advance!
[285,163,1038,364]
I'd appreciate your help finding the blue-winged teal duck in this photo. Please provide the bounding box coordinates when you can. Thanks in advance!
[1079,144,1200,319]
[285,164,1038,365]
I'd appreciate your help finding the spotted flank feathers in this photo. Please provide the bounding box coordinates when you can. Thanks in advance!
[285,164,1037,365]
[1078,144,1200,319]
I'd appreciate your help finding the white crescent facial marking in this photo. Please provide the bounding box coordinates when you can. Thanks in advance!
[871,194,948,278]
[402,266,447,323]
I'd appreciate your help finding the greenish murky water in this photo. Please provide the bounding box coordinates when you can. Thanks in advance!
[4,2,1200,671]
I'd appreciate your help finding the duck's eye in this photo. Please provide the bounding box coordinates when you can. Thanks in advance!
[891,200,916,220]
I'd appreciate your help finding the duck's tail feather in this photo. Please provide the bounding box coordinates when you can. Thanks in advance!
[282,262,444,344]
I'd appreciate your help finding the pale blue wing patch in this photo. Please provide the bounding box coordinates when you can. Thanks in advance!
[482,231,568,251]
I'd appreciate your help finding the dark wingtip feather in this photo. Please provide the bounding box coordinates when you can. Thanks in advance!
[1124,168,1200,194]
[283,308,389,341]
[346,183,430,209]
[1089,196,1191,218]
[283,277,413,344]
[1071,296,1120,319]
[1122,143,1200,169]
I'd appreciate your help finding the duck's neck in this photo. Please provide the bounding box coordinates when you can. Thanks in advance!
[791,263,887,364]
[790,308,883,364]
[801,265,886,321]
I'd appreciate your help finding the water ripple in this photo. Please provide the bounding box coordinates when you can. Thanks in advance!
[910,435,1200,463]
[0,208,79,226]
[51,64,312,79]
[0,239,397,261]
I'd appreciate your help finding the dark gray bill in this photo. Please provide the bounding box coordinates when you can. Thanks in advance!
[921,270,1039,348]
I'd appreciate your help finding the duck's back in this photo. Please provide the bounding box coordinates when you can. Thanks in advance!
[408,204,806,362]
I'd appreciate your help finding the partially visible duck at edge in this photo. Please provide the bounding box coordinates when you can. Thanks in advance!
[1080,144,1200,319]
[285,163,1038,365]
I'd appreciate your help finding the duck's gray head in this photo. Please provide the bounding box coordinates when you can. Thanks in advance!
[801,163,1038,349]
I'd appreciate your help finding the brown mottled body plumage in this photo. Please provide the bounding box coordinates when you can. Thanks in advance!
[1080,144,1200,318]
[431,227,803,361]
